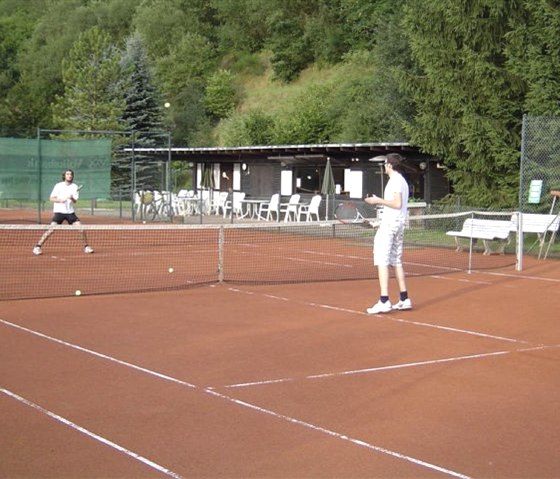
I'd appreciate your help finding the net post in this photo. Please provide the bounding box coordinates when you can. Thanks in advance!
[516,115,527,271]
[467,211,474,273]
[218,225,225,283]
[36,128,42,224]
[131,131,136,222]
[516,211,523,271]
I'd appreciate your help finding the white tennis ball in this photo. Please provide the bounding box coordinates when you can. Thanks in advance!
[168,267,174,273]
[75,290,82,296]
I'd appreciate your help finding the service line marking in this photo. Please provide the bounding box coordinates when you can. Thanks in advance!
[221,344,559,389]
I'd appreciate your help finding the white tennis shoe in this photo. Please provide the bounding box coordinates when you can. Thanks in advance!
[392,298,412,311]
[366,300,392,314]
[32,245,42,256]
[84,246,94,254]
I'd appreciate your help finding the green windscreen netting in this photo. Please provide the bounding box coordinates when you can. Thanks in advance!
[0,137,111,201]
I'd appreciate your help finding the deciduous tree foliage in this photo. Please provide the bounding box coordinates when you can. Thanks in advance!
[52,26,125,132]
[1,0,560,207]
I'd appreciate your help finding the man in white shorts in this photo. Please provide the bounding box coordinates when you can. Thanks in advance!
[364,153,412,313]
[32,169,94,255]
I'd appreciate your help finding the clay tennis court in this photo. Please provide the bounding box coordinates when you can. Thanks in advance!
[1,209,559,478]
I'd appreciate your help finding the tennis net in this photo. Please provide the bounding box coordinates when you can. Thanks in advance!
[0,212,517,300]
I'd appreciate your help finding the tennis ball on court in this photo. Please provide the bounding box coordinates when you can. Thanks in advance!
[75,290,82,296]
[168,267,174,273]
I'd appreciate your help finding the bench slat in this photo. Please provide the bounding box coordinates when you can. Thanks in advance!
[446,218,512,255]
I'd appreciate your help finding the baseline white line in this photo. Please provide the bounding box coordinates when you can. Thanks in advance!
[1,318,470,478]
[226,287,532,345]
[1,387,184,479]
[222,345,559,389]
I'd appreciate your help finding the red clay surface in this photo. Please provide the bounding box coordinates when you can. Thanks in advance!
[1,255,559,478]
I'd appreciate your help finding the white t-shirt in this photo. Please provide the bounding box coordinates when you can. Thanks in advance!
[51,181,79,214]
[381,172,409,223]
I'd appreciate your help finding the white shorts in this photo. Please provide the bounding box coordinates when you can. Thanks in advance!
[373,220,405,266]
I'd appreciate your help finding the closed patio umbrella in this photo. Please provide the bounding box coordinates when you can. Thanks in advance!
[321,157,335,220]
[201,163,215,189]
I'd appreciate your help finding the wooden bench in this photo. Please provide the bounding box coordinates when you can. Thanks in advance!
[446,218,513,255]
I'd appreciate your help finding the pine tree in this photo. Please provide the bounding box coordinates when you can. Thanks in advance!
[119,32,167,191]
[506,1,560,115]
[401,0,526,208]
[121,32,163,133]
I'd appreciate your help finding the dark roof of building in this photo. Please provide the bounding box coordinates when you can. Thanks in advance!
[133,142,431,167]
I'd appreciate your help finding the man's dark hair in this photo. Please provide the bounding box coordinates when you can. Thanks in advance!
[62,169,74,180]
[386,153,404,172]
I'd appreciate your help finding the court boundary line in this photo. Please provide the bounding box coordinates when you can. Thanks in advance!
[227,287,535,345]
[0,387,184,479]
[0,318,470,479]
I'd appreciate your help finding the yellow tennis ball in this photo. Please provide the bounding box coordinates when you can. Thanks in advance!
[168,267,174,273]
[75,290,82,296]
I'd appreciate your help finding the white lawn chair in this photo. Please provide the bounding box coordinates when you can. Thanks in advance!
[298,194,322,221]
[134,190,144,217]
[214,191,229,216]
[223,192,246,218]
[280,194,301,222]
[257,193,280,221]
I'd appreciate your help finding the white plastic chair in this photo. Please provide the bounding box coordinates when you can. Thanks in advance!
[280,194,301,222]
[223,192,246,218]
[214,191,229,216]
[134,190,143,217]
[298,195,322,221]
[258,193,280,221]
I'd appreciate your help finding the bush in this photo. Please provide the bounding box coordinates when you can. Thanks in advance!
[204,69,236,119]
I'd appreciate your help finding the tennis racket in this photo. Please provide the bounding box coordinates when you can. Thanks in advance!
[335,202,380,228]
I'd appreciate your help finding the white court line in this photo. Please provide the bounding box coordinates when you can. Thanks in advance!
[0,387,184,479]
[204,388,471,479]
[0,318,470,479]
[226,287,533,345]
[0,320,197,390]
[477,270,560,283]
[222,345,558,389]
[428,274,492,284]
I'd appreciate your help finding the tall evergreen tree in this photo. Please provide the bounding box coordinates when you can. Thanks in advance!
[121,32,163,133]
[506,0,560,115]
[120,32,166,191]
[401,0,526,208]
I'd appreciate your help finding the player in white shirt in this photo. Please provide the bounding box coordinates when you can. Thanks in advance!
[32,169,94,255]
[364,153,412,313]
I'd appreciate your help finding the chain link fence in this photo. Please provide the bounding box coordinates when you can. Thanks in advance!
[517,116,560,263]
